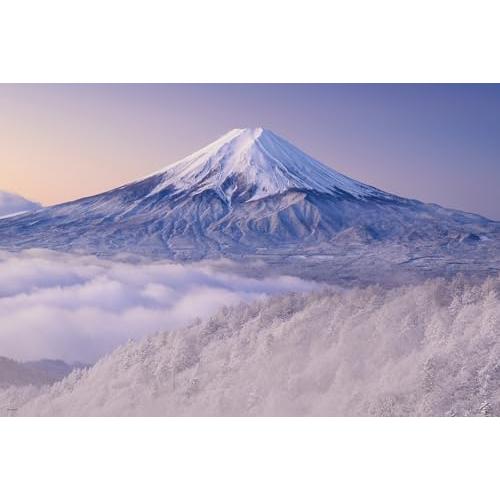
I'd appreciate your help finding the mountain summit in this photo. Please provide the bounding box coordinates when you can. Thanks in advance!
[143,127,379,202]
[0,128,497,270]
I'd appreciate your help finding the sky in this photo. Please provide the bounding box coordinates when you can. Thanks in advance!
[0,84,499,219]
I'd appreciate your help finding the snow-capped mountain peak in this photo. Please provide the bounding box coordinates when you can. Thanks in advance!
[146,127,378,201]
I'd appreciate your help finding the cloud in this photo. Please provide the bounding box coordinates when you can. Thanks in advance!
[0,249,316,363]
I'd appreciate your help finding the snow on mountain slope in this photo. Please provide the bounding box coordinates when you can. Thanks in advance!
[146,128,381,201]
[0,190,41,218]
[0,128,498,270]
[4,276,499,416]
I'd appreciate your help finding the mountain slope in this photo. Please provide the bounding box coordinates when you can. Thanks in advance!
[0,128,497,265]
[0,190,41,218]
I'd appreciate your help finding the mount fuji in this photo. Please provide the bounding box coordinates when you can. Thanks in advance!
[0,128,498,278]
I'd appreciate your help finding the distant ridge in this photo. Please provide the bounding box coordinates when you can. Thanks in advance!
[0,190,40,218]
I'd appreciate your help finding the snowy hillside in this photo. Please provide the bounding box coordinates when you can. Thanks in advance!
[0,190,40,218]
[0,128,497,271]
[3,276,499,416]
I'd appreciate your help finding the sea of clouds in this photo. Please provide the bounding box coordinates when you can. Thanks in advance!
[0,249,317,363]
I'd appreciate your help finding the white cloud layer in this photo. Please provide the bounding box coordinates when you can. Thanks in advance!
[0,250,316,363]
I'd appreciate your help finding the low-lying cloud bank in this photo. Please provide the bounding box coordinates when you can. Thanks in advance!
[0,249,317,363]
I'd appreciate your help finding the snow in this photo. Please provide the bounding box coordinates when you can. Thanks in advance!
[0,190,41,218]
[146,128,381,201]
[2,276,499,416]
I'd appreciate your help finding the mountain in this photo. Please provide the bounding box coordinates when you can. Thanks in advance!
[0,356,80,388]
[0,190,41,218]
[0,128,498,271]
